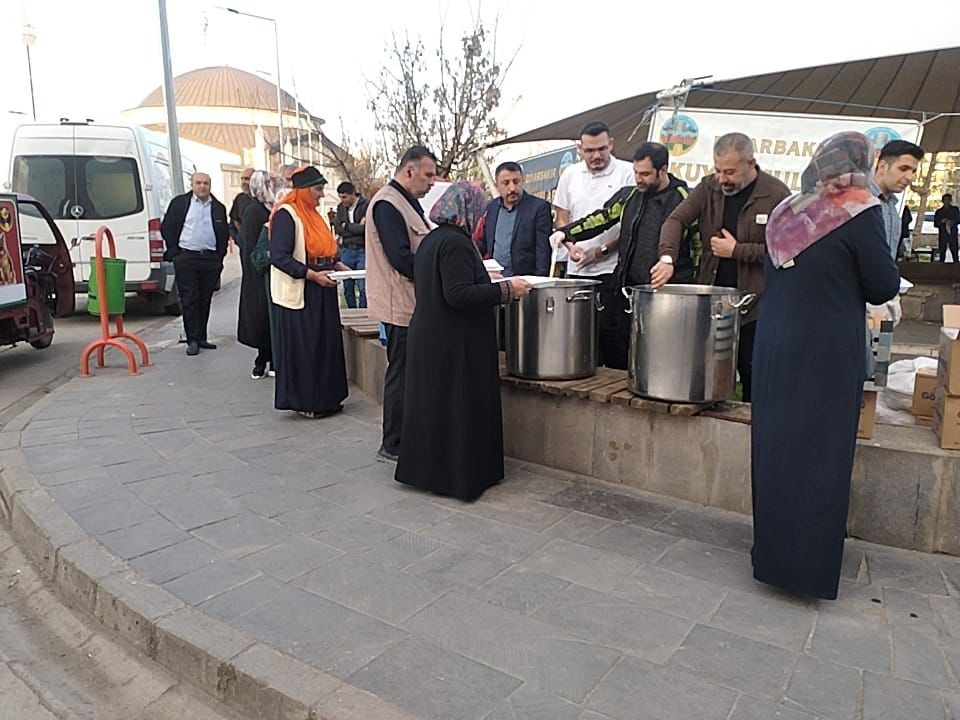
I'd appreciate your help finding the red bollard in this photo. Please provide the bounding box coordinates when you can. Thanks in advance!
[80,226,150,377]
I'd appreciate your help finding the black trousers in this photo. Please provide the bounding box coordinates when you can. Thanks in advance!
[607,286,631,371]
[571,273,626,370]
[939,234,959,263]
[382,323,408,455]
[254,346,272,369]
[173,252,222,343]
[739,320,757,403]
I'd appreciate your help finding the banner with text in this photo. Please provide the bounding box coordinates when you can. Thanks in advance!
[650,107,923,192]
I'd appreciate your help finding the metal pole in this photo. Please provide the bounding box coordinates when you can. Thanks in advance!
[292,72,302,161]
[273,18,284,165]
[24,45,36,120]
[158,0,184,194]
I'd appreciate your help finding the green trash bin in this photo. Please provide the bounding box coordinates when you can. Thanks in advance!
[87,257,126,316]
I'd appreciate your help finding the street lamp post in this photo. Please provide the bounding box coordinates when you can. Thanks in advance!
[157,0,185,194]
[22,24,36,121]
[220,7,284,164]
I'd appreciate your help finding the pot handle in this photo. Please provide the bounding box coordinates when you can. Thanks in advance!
[732,293,757,314]
[565,289,594,303]
[621,286,633,315]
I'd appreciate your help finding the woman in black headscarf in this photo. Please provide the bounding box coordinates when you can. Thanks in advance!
[395,181,531,501]
[751,132,900,599]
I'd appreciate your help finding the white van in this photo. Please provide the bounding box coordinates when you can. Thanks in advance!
[9,121,196,314]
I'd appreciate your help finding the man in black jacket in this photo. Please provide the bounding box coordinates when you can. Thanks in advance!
[334,182,370,308]
[550,142,697,369]
[478,162,553,276]
[161,172,229,356]
[228,168,254,254]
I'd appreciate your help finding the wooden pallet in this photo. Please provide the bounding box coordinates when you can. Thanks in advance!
[498,366,718,416]
[701,401,751,424]
[589,379,631,403]
[348,322,724,417]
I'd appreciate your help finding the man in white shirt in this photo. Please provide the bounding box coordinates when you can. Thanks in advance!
[161,172,229,356]
[554,121,636,366]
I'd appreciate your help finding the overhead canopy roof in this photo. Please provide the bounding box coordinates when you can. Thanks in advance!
[499,46,960,155]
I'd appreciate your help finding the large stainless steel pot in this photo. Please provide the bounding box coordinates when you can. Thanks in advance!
[505,279,601,380]
[623,284,756,402]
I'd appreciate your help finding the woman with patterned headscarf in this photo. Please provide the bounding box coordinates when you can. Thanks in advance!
[238,170,279,378]
[395,181,532,500]
[751,132,899,599]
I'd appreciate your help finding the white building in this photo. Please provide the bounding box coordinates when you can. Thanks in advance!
[122,66,345,214]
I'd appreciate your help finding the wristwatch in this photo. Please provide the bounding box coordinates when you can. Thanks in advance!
[600,245,609,257]
[658,254,674,265]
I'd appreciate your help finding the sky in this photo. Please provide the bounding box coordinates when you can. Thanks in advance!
[0,0,957,155]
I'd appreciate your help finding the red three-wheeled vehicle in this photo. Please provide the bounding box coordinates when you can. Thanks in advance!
[0,194,75,350]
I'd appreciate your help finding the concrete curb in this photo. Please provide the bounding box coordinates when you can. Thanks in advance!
[0,347,417,720]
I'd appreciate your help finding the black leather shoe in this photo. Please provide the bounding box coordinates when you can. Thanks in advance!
[198,341,217,350]
[186,341,199,356]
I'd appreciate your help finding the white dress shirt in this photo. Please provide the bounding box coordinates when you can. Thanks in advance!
[179,195,217,251]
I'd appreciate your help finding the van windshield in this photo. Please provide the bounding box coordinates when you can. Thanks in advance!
[11,155,143,221]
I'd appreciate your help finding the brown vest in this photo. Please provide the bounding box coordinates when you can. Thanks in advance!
[364,183,430,327]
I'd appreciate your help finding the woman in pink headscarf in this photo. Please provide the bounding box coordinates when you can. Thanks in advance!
[750,132,900,599]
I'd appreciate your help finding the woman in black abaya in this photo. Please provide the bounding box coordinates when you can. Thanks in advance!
[751,132,899,599]
[237,170,276,378]
[395,182,531,500]
[270,167,349,419]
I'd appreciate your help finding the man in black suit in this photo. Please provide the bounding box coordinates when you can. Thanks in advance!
[161,172,229,356]
[478,162,553,277]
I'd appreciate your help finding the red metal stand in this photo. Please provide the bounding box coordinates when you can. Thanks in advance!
[80,226,150,377]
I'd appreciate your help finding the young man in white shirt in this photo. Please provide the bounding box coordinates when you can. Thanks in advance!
[554,121,635,366]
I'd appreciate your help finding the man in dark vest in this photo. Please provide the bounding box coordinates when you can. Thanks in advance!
[161,172,229,356]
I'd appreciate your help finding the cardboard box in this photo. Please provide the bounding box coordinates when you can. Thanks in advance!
[912,366,937,418]
[934,386,960,450]
[857,390,877,440]
[939,306,960,395]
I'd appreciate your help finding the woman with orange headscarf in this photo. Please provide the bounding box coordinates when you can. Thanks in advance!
[270,167,349,418]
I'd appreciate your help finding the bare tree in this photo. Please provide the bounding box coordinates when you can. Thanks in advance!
[319,118,392,197]
[368,16,515,178]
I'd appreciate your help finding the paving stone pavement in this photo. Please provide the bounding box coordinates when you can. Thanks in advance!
[2,284,960,720]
